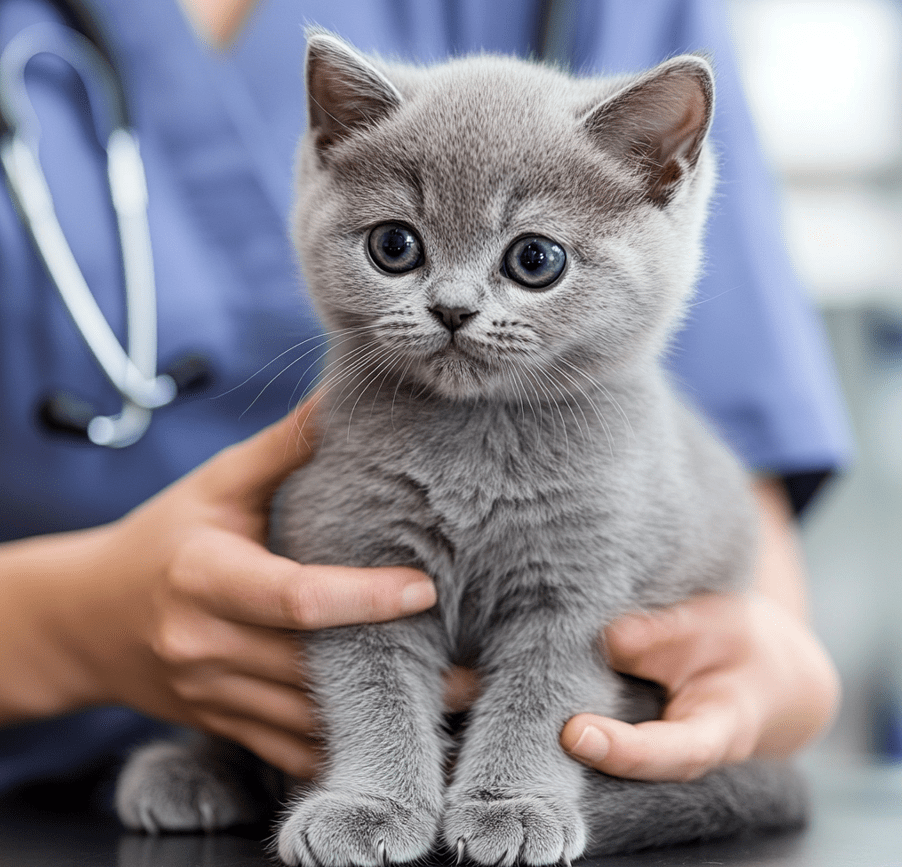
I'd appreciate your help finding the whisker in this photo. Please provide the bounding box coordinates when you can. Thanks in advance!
[231,324,384,418]
[342,345,401,440]
[218,324,372,403]
[523,366,569,462]
[540,366,590,446]
[313,343,383,423]
[390,355,416,430]
[240,347,325,418]
[688,284,739,308]
[222,336,329,404]
[548,362,614,457]
[509,365,538,429]
[294,328,385,405]
[556,375,594,443]
[320,343,398,437]
[557,357,634,443]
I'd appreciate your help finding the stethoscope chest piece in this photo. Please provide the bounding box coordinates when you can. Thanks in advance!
[38,353,214,446]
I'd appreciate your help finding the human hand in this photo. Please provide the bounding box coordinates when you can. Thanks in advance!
[559,593,840,781]
[66,395,436,777]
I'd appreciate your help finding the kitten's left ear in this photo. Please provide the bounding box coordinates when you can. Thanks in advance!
[583,56,714,205]
[304,29,402,158]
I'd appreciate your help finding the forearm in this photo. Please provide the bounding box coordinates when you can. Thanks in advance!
[748,476,840,755]
[750,477,810,620]
[0,526,116,725]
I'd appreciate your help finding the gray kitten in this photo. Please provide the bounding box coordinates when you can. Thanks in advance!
[115,31,806,865]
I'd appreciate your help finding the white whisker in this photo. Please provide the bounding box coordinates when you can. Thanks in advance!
[296,327,384,402]
[315,344,386,435]
[548,362,614,458]
[213,330,339,402]
[318,342,399,438]
[556,357,634,443]
[234,324,383,417]
[540,366,591,446]
[390,355,415,430]
[523,365,569,463]
[343,345,402,440]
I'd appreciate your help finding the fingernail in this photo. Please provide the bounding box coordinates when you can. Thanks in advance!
[401,581,437,614]
[568,725,610,762]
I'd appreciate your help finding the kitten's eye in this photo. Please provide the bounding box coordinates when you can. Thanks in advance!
[368,223,424,273]
[502,236,566,290]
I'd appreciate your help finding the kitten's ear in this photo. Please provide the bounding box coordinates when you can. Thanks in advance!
[304,29,402,157]
[583,56,714,205]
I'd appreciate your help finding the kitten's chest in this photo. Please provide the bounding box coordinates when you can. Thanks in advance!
[273,395,631,658]
[378,402,592,546]
[350,402,614,648]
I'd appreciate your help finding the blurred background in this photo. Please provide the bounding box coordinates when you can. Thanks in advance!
[727,0,902,766]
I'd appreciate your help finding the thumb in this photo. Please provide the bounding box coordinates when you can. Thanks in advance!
[603,596,750,690]
[201,391,325,504]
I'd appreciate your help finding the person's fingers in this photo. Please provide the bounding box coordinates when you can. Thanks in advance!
[201,391,325,503]
[197,712,323,779]
[172,530,436,630]
[604,596,751,690]
[152,604,307,687]
[208,623,307,687]
[561,692,755,782]
[178,671,320,738]
[443,666,481,713]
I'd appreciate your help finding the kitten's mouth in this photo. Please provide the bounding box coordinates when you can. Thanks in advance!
[391,331,505,398]
[419,338,501,399]
[432,337,488,367]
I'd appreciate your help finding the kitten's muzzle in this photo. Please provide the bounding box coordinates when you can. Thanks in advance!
[429,305,478,334]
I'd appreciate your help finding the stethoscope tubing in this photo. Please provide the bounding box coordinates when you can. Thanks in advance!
[0,17,175,447]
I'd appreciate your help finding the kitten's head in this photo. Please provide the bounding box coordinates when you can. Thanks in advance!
[294,30,715,401]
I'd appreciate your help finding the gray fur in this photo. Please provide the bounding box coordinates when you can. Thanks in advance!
[115,32,805,864]
[116,736,280,833]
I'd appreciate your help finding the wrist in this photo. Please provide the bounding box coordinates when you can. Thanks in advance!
[0,525,120,723]
[60,519,148,710]
[751,595,841,757]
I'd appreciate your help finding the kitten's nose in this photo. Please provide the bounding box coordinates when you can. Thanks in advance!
[429,305,477,333]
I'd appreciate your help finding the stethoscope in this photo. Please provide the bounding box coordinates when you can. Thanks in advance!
[0,0,208,448]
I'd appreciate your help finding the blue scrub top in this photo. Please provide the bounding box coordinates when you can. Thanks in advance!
[0,0,851,792]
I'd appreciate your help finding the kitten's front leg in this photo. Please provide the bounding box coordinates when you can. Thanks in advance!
[444,609,615,867]
[277,616,447,867]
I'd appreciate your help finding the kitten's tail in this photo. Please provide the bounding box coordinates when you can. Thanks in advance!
[583,760,807,855]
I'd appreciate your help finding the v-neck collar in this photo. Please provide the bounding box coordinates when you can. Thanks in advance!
[94,0,301,226]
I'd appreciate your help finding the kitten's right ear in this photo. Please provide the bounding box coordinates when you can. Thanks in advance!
[304,30,402,158]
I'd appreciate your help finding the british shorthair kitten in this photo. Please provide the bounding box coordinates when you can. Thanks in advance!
[116,31,806,866]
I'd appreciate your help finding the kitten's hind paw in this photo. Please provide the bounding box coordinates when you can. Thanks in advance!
[115,741,262,833]
[276,790,438,867]
[443,793,586,867]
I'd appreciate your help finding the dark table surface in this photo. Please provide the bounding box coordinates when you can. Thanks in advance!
[0,763,899,867]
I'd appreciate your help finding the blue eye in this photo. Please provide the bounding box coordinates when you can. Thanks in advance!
[367,223,423,273]
[502,236,566,289]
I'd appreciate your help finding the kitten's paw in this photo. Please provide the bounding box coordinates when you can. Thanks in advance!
[443,792,587,867]
[115,741,260,833]
[276,790,438,867]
